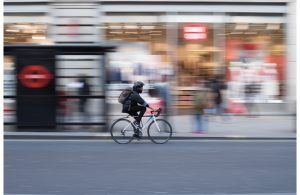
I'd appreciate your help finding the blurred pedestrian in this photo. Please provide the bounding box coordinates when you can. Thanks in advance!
[154,75,172,120]
[244,81,261,116]
[65,78,82,123]
[192,80,209,134]
[207,75,226,118]
[220,82,236,122]
[78,76,91,121]
[56,88,68,123]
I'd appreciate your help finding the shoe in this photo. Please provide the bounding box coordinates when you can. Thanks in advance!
[133,133,141,139]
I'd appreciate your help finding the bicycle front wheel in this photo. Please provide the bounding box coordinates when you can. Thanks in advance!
[147,119,172,144]
[110,119,135,144]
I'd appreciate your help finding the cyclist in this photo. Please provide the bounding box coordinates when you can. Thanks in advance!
[122,81,155,138]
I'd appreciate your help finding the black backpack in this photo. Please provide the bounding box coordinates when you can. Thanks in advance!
[118,87,133,104]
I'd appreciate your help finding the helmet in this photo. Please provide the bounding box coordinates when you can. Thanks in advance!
[133,81,144,88]
[133,81,144,93]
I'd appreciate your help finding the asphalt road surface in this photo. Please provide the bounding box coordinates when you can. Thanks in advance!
[4,140,296,195]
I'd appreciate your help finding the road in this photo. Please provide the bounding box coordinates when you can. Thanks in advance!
[4,140,296,195]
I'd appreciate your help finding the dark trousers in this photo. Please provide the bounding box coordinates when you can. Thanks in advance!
[128,106,146,123]
[79,99,87,113]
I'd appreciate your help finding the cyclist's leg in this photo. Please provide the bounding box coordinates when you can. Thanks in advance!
[130,106,146,124]
[128,110,138,118]
[128,106,145,138]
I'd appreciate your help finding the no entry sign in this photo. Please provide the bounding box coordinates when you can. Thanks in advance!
[18,65,53,88]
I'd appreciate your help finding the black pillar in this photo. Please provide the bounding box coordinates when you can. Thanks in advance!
[16,49,56,128]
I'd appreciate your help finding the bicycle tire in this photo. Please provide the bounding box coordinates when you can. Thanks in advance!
[110,118,135,144]
[147,119,172,144]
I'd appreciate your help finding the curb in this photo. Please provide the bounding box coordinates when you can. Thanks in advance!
[4,133,296,140]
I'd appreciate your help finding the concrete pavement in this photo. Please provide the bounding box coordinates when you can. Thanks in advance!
[4,115,296,140]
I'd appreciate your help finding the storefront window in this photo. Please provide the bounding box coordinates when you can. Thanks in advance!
[103,20,286,107]
[225,23,286,102]
[177,23,217,86]
[105,23,172,84]
[4,56,16,96]
[4,56,16,123]
[104,22,174,111]
[4,23,51,45]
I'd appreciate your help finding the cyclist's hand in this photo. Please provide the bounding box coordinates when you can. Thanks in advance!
[155,108,162,112]
[149,107,156,113]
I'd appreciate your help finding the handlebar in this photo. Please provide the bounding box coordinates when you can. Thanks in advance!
[151,108,162,117]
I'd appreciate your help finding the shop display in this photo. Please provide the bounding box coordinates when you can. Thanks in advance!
[4,20,286,109]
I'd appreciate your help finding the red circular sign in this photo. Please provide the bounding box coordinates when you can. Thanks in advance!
[18,65,53,88]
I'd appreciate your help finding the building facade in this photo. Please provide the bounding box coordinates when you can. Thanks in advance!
[4,0,297,115]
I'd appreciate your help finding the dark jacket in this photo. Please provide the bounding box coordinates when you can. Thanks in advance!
[208,79,225,105]
[78,81,90,103]
[78,81,90,96]
[122,91,149,113]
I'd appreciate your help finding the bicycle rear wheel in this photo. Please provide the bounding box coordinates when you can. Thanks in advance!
[147,119,172,144]
[110,119,135,144]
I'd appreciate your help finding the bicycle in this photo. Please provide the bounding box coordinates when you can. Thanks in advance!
[110,108,172,144]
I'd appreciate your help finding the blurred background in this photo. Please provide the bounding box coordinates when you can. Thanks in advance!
[3,0,297,133]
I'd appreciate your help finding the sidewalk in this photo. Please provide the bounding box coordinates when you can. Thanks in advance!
[169,115,296,139]
[4,115,296,140]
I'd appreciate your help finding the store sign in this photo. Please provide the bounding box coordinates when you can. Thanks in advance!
[184,24,207,40]
[18,65,53,88]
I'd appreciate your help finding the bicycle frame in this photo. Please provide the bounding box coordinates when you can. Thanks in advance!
[140,114,161,131]
[121,113,162,134]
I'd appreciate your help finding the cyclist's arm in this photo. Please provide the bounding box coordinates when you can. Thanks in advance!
[141,100,155,110]
[135,94,152,108]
